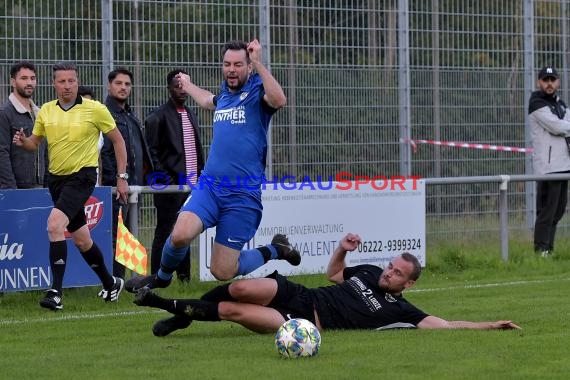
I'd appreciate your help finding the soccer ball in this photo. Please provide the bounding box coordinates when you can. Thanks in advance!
[274,318,321,358]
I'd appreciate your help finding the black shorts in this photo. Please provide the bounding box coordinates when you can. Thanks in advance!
[265,271,317,324]
[48,167,97,233]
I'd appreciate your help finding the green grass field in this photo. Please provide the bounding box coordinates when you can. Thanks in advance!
[2,238,570,380]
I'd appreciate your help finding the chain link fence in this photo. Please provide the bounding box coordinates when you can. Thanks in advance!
[2,1,570,250]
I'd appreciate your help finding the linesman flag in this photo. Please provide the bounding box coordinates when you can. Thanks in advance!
[115,208,148,275]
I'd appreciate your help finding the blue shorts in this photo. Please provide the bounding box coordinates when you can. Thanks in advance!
[181,180,262,250]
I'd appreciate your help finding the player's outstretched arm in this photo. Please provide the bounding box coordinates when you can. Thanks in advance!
[417,315,521,330]
[176,72,216,110]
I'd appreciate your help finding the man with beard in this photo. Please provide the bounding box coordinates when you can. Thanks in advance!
[0,61,47,189]
[126,39,299,293]
[529,66,570,257]
[101,67,153,278]
[134,233,521,336]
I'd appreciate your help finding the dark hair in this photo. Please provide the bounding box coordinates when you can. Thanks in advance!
[10,61,36,79]
[52,61,77,78]
[222,40,250,63]
[108,67,133,83]
[400,252,422,281]
[78,85,95,98]
[166,69,188,86]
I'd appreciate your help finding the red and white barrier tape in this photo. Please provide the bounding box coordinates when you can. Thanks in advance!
[401,138,533,154]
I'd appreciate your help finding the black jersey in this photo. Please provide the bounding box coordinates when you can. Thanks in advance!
[310,265,428,330]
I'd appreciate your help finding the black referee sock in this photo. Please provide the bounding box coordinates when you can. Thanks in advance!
[80,242,114,289]
[49,240,67,293]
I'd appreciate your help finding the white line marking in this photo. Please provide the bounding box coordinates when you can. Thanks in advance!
[0,309,165,326]
[408,277,570,293]
[2,277,568,326]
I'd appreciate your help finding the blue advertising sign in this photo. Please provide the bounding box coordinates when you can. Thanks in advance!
[0,187,113,292]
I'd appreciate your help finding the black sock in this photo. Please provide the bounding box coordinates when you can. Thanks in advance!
[113,260,126,279]
[175,299,221,321]
[142,292,178,312]
[257,246,272,263]
[49,241,67,293]
[200,283,235,302]
[144,293,220,321]
[80,243,114,289]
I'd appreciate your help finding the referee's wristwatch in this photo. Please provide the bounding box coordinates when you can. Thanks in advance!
[116,173,129,181]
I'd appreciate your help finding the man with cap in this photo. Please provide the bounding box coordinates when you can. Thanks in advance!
[529,66,570,257]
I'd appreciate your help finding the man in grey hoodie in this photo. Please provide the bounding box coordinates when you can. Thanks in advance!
[529,66,570,256]
[0,61,47,189]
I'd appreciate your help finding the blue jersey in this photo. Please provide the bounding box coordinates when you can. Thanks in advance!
[203,73,276,187]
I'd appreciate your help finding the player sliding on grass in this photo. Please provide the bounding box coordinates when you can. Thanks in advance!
[133,233,521,336]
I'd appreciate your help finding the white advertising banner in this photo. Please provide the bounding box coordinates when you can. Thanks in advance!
[199,179,425,281]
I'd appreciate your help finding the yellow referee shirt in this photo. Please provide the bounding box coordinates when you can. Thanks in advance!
[33,97,116,175]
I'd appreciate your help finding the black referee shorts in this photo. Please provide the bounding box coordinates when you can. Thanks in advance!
[265,271,317,324]
[48,167,97,233]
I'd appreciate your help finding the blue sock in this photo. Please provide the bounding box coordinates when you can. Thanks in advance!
[237,248,266,276]
[158,236,187,281]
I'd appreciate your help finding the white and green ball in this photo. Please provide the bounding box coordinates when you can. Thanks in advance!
[274,318,321,358]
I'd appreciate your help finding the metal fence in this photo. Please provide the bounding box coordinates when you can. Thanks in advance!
[3,0,570,245]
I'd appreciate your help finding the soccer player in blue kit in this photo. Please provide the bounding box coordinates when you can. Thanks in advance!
[126,39,299,293]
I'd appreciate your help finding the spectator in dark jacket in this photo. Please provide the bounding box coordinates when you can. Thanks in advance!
[145,69,204,281]
[101,67,153,278]
[0,61,47,189]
